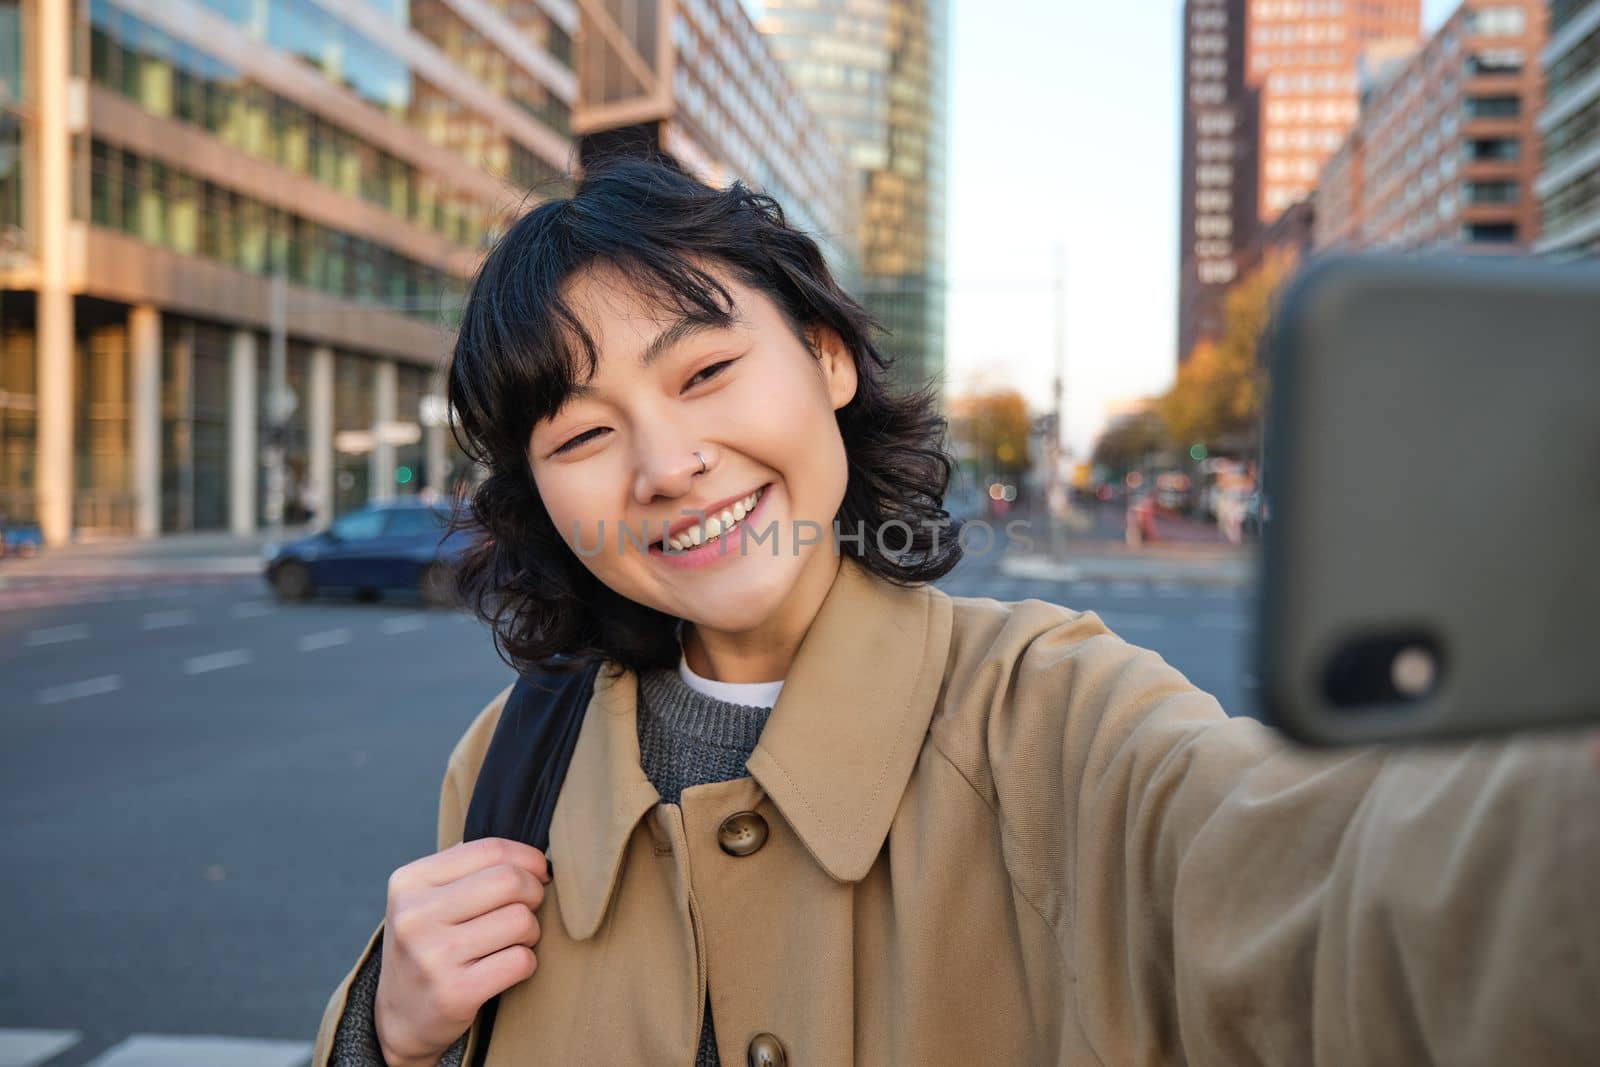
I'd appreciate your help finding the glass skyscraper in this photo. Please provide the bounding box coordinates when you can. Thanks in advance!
[755,0,948,398]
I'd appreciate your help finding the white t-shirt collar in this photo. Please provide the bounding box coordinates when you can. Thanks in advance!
[674,622,785,708]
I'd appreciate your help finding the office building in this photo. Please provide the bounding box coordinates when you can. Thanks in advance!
[0,0,577,545]
[1537,0,1600,254]
[573,0,857,283]
[1178,0,1259,367]
[1314,0,1547,253]
[1178,0,1422,364]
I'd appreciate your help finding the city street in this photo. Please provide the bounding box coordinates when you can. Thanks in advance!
[0,547,1255,1066]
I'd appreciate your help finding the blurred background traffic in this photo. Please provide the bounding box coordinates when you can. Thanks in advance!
[2,0,1595,1064]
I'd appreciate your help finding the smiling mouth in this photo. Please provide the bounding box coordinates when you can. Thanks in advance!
[653,484,770,551]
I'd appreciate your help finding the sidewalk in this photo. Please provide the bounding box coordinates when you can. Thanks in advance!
[999,541,1257,588]
[1,517,1261,589]
[0,527,312,583]
[994,503,1258,588]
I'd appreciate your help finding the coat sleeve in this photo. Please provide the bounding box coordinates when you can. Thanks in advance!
[993,609,1600,1066]
[308,685,515,1066]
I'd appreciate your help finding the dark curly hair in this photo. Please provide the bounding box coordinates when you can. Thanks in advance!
[446,153,961,677]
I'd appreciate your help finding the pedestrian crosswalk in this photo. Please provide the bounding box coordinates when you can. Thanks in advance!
[0,1029,312,1067]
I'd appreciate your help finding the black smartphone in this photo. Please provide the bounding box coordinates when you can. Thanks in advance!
[1255,253,1600,745]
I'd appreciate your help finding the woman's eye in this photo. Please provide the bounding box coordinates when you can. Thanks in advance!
[554,427,606,455]
[684,359,736,390]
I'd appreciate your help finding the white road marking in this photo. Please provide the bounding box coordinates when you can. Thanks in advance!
[83,1034,312,1067]
[1199,614,1250,630]
[997,556,1082,583]
[0,1028,82,1066]
[380,615,427,634]
[183,649,253,675]
[24,624,90,647]
[35,675,122,706]
[1099,613,1167,631]
[298,628,352,652]
[229,601,274,619]
[140,609,196,630]
[1108,582,1145,597]
[1155,583,1190,598]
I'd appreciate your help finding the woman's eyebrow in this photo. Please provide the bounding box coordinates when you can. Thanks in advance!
[565,312,743,401]
[638,312,739,369]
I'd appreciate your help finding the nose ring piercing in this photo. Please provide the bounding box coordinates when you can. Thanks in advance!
[693,450,707,475]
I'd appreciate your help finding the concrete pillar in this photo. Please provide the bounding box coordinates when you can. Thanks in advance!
[308,345,334,527]
[36,293,73,546]
[228,330,258,536]
[425,422,448,497]
[371,359,397,503]
[129,306,162,537]
[423,373,449,496]
[35,0,73,546]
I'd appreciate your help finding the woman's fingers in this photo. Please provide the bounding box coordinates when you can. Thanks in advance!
[445,901,544,966]
[416,860,547,928]
[395,838,551,892]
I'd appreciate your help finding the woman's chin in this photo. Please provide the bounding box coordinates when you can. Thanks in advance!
[671,564,798,631]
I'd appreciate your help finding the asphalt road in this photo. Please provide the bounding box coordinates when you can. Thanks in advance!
[0,551,1253,1066]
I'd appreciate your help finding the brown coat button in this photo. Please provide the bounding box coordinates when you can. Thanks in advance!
[717,811,769,857]
[747,1032,786,1067]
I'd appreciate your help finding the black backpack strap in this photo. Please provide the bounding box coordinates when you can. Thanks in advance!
[460,658,603,1067]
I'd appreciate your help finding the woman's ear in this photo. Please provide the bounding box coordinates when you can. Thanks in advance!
[808,326,858,411]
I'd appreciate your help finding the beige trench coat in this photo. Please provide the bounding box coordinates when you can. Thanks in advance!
[313,556,1598,1066]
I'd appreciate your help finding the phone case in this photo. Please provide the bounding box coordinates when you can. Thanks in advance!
[1256,253,1600,745]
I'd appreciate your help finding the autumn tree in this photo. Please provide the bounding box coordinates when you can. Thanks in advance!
[1162,250,1296,454]
[949,390,1034,479]
[1091,409,1168,476]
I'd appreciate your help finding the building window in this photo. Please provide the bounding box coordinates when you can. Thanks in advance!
[1465,95,1521,119]
[1463,222,1518,243]
[86,0,512,247]
[1465,137,1520,161]
[1467,7,1526,37]
[1465,179,1519,203]
[87,140,463,322]
[1466,49,1524,76]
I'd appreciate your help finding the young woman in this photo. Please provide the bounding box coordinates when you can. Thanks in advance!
[313,157,1597,1067]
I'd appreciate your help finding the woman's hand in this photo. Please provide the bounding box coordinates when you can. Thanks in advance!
[373,838,552,1067]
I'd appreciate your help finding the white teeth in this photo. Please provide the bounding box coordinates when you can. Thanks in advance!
[663,486,765,552]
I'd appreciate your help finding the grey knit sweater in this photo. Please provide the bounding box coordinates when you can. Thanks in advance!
[330,666,775,1067]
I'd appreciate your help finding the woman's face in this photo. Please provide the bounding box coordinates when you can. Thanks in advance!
[527,262,858,635]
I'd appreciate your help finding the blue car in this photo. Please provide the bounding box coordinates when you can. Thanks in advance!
[263,500,475,605]
[0,522,44,558]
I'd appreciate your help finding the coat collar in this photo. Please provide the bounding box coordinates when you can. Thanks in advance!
[548,555,955,941]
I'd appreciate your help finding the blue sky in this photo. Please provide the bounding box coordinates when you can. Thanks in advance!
[944,0,1460,456]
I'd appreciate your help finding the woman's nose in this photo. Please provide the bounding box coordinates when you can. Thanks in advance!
[632,430,708,505]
